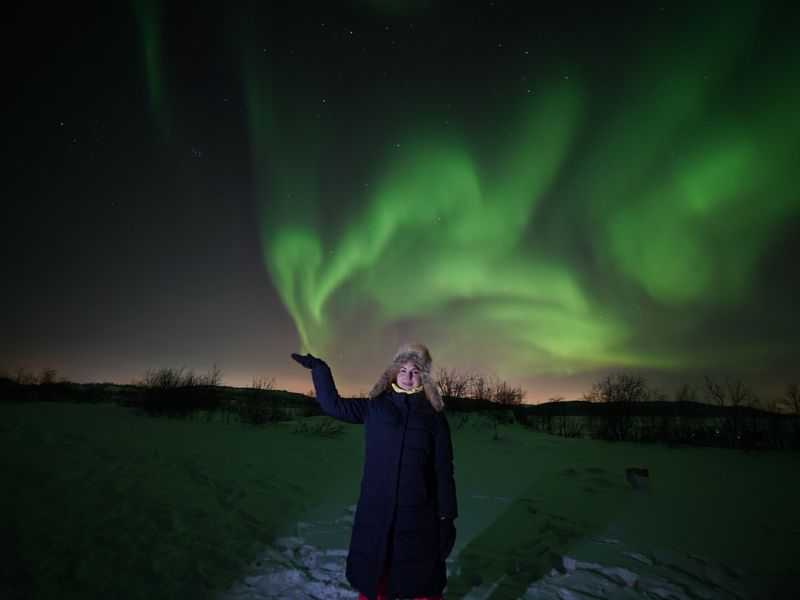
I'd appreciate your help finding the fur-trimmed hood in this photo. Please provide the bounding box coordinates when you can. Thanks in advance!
[368,342,444,412]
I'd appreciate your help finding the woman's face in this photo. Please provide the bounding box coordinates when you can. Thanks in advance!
[396,361,422,390]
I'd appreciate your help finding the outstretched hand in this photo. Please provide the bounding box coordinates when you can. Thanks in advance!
[291,352,322,369]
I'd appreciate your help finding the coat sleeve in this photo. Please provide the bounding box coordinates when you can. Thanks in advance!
[311,361,369,424]
[434,413,458,519]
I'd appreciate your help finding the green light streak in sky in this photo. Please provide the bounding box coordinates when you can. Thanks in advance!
[246,74,640,373]
[243,2,799,380]
[242,48,327,351]
[133,0,169,136]
[607,132,794,306]
[572,2,798,307]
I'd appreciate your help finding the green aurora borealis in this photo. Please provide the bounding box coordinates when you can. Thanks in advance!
[133,0,170,138]
[130,3,798,398]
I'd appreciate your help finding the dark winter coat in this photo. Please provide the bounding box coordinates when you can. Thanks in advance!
[311,361,458,600]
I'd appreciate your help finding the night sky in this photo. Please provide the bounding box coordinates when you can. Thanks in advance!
[3,1,798,402]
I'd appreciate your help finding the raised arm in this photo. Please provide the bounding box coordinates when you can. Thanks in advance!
[291,353,370,424]
[433,412,458,520]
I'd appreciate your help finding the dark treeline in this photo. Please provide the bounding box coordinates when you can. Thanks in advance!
[444,372,800,452]
[0,367,320,425]
[2,368,799,451]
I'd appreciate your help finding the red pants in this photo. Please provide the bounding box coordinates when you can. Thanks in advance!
[357,566,443,600]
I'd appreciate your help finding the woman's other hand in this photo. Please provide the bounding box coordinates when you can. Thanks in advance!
[291,353,322,369]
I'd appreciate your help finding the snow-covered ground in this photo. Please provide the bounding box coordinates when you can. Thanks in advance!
[219,503,792,600]
[218,413,799,600]
[2,402,798,599]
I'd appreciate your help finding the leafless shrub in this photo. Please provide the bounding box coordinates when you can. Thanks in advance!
[492,379,526,405]
[727,379,755,408]
[703,376,726,407]
[784,383,800,415]
[292,416,343,437]
[559,416,584,438]
[140,367,186,389]
[586,373,650,404]
[436,367,472,400]
[703,376,758,448]
[138,365,223,389]
[585,373,650,441]
[762,397,787,449]
[468,373,494,403]
[134,366,223,418]
[201,363,223,387]
[785,384,800,448]
[252,376,275,391]
[238,396,290,425]
[675,383,697,403]
[462,372,524,404]
[39,368,58,385]
[540,396,565,435]
[16,368,38,385]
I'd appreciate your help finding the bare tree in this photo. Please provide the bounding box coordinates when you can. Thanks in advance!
[545,396,563,435]
[586,374,649,404]
[784,383,800,449]
[492,379,526,405]
[703,376,756,447]
[586,373,649,441]
[675,383,697,404]
[703,376,726,408]
[201,363,223,387]
[763,397,785,449]
[764,398,779,414]
[39,368,58,385]
[744,391,763,449]
[16,368,38,385]
[252,376,275,391]
[237,375,278,425]
[468,373,493,403]
[785,383,800,415]
[142,367,186,389]
[726,379,753,408]
[435,367,472,400]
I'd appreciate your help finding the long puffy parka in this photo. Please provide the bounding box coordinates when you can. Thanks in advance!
[310,344,457,600]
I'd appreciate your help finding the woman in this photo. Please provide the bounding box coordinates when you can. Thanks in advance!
[291,342,458,600]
